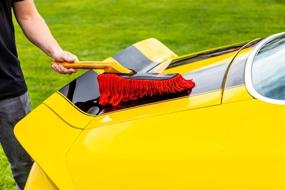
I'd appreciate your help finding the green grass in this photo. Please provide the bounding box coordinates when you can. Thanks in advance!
[1,0,285,189]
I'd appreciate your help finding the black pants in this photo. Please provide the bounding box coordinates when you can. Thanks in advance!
[0,92,33,190]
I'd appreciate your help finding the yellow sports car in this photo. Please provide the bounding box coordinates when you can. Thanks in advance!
[15,32,285,190]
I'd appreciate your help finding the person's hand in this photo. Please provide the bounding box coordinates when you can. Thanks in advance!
[51,50,79,74]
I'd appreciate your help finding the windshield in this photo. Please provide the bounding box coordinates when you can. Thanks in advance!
[251,34,285,100]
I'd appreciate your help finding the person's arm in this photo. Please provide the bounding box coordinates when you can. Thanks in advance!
[13,0,77,74]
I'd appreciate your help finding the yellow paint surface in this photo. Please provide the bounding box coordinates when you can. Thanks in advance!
[134,38,177,63]
[24,163,58,190]
[67,99,285,190]
[15,105,81,190]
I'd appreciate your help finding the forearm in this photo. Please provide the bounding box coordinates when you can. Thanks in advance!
[13,0,78,74]
[14,2,62,57]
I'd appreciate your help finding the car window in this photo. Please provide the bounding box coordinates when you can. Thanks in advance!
[251,35,285,101]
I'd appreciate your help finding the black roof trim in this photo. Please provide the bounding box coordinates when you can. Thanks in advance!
[167,43,248,69]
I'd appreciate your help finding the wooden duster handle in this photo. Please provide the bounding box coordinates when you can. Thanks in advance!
[58,61,113,69]
[52,61,134,74]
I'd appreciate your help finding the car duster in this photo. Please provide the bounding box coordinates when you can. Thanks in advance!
[15,32,285,190]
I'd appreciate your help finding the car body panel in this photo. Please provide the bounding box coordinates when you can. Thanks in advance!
[24,163,58,190]
[67,99,285,190]
[15,104,80,190]
[44,92,93,129]
[222,85,253,103]
[14,34,285,190]
[133,38,178,64]
[84,90,221,130]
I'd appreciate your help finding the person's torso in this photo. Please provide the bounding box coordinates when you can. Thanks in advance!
[0,0,27,100]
